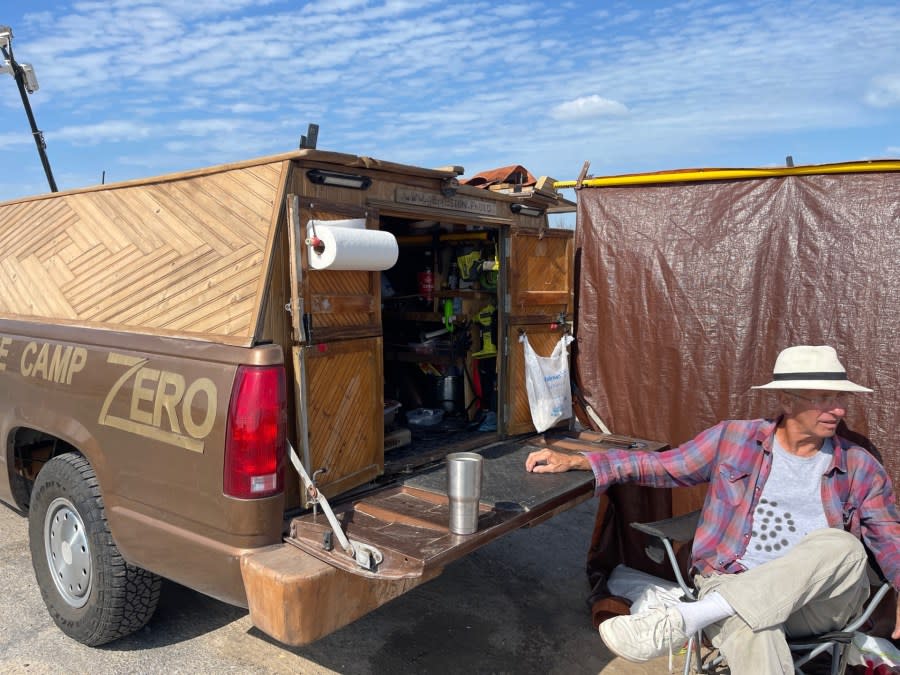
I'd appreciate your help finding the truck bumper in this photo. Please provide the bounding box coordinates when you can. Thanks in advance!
[240,544,442,646]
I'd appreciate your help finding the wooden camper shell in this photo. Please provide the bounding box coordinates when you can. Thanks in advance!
[0,148,576,495]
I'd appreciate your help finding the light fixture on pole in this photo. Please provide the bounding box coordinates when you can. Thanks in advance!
[0,25,57,192]
[306,168,372,190]
[509,203,545,217]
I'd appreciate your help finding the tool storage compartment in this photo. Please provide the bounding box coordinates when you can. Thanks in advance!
[378,215,503,470]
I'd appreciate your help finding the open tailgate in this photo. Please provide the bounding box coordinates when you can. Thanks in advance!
[285,431,656,580]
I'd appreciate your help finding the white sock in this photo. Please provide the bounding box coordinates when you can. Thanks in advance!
[675,591,735,636]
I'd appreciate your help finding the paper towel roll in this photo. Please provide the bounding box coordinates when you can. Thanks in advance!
[308,225,399,271]
[309,218,366,231]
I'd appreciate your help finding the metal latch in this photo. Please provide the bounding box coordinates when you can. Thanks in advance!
[287,441,383,572]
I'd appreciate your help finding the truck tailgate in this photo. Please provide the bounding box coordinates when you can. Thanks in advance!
[285,431,627,580]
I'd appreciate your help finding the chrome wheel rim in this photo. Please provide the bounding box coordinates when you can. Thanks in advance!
[44,497,92,608]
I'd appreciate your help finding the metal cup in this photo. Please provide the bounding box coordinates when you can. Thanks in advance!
[447,452,483,535]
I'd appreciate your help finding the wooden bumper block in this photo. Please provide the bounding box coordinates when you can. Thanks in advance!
[240,544,440,646]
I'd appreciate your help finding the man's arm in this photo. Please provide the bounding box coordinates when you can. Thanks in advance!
[526,421,734,489]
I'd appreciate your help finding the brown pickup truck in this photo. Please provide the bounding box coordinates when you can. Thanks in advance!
[0,149,611,647]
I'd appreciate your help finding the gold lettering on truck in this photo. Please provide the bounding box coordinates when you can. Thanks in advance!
[99,352,218,453]
[20,341,87,384]
[0,337,11,371]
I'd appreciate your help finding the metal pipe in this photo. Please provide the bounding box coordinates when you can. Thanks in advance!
[1,43,57,192]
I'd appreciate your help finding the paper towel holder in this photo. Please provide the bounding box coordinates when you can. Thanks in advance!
[307,168,372,190]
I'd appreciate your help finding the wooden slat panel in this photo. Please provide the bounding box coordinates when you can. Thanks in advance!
[33,215,78,262]
[67,193,132,253]
[166,178,268,251]
[91,247,216,323]
[245,163,284,194]
[304,337,383,493]
[42,252,77,288]
[0,161,286,341]
[78,248,181,318]
[308,269,379,330]
[100,190,169,252]
[508,230,573,318]
[125,187,205,256]
[63,246,143,306]
[20,256,78,319]
[0,256,77,318]
[198,172,274,240]
[0,199,65,254]
[175,271,261,332]
[126,246,263,327]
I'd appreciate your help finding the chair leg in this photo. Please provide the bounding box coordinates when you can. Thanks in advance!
[833,642,851,675]
[682,631,707,675]
[683,633,695,675]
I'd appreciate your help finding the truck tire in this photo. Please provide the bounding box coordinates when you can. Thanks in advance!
[28,452,162,646]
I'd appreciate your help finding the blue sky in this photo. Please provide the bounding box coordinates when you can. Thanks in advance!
[1,0,899,204]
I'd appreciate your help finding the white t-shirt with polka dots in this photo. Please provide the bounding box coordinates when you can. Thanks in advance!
[737,437,833,570]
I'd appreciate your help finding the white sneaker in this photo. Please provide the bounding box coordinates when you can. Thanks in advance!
[598,606,689,663]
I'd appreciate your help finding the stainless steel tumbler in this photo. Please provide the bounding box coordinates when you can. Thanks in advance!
[447,452,483,535]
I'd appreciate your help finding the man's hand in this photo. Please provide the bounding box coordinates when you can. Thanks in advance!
[525,448,590,473]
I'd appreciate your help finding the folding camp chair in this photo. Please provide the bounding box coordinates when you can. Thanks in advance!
[631,510,892,675]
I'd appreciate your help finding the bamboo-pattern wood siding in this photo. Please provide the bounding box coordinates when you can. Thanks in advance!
[0,161,285,344]
[304,337,383,495]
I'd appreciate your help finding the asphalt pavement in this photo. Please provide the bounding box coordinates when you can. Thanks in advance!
[0,499,676,674]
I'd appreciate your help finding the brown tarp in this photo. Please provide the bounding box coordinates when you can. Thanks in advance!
[573,170,900,625]
[575,170,900,492]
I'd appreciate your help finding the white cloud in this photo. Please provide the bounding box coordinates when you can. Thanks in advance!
[551,95,629,121]
[226,102,269,114]
[864,75,900,108]
[0,132,33,150]
[52,120,156,144]
[609,9,641,25]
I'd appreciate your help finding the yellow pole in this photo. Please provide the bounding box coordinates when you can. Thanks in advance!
[553,161,900,189]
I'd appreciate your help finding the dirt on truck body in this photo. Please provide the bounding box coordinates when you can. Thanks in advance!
[0,149,622,646]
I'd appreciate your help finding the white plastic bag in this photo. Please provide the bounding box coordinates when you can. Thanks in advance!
[519,333,575,433]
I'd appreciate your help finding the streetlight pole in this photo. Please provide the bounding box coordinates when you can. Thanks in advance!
[1,26,57,193]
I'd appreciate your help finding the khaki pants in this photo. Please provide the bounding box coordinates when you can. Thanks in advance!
[694,528,870,675]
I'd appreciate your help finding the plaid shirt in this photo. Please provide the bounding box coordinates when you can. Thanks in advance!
[584,418,900,590]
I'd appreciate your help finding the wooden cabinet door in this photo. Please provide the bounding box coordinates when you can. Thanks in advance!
[505,228,574,322]
[501,227,574,436]
[295,337,383,497]
[290,196,382,343]
[286,196,384,498]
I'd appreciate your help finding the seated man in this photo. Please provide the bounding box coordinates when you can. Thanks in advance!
[525,345,900,674]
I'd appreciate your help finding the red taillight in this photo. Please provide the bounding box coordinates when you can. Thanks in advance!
[224,365,287,499]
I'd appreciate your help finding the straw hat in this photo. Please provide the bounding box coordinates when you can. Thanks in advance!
[752,345,872,393]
